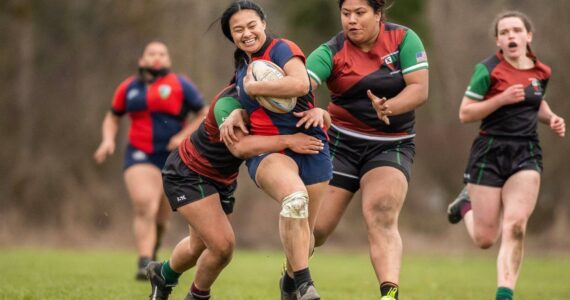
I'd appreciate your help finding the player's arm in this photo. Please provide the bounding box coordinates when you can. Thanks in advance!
[372,30,429,117]
[459,84,525,123]
[227,130,324,159]
[168,106,209,151]
[244,57,310,98]
[94,111,120,164]
[538,100,565,137]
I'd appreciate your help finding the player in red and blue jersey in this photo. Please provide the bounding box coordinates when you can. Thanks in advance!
[446,12,565,300]
[93,41,207,280]
[144,83,326,300]
[218,2,332,299]
[305,1,429,299]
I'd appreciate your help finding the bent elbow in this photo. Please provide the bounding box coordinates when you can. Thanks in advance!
[294,79,310,96]
[459,111,471,124]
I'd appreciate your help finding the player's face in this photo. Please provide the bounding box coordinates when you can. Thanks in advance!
[496,17,533,60]
[229,9,267,55]
[340,0,381,47]
[139,42,171,69]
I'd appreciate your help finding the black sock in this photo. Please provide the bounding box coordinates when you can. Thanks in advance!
[153,224,165,260]
[281,271,296,293]
[191,282,210,299]
[294,268,312,290]
[138,256,151,269]
[380,281,399,299]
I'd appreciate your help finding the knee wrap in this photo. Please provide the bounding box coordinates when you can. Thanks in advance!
[280,191,309,219]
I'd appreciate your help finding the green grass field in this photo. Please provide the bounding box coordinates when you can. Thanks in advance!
[0,248,568,299]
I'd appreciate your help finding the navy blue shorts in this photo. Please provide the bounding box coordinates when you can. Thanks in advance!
[246,142,333,186]
[464,135,542,187]
[123,144,170,170]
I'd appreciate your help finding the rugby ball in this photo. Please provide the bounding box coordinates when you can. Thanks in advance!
[250,60,297,113]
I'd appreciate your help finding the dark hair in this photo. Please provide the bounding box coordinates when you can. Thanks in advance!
[338,0,392,21]
[220,1,266,68]
[493,11,533,37]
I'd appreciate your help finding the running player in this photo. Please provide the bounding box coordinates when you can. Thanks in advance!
[145,83,326,300]
[93,41,207,280]
[446,11,565,300]
[305,0,429,299]
[219,1,333,299]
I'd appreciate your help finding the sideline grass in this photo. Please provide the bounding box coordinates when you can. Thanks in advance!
[0,248,568,299]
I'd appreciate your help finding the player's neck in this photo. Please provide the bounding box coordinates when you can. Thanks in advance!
[504,54,534,70]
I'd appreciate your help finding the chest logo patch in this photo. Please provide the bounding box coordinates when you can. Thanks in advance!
[529,78,542,95]
[159,84,172,100]
[132,150,147,161]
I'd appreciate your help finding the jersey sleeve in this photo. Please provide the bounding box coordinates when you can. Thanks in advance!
[271,39,306,70]
[178,75,205,112]
[306,44,333,86]
[214,96,243,128]
[110,77,133,116]
[399,29,429,75]
[464,63,491,100]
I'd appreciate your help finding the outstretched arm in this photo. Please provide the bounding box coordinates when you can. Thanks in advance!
[226,130,324,159]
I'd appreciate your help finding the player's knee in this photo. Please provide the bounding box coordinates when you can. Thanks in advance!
[473,233,496,249]
[212,237,235,266]
[280,191,309,219]
[505,221,526,242]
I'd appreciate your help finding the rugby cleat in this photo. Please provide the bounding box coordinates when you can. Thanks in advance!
[146,261,176,300]
[447,186,470,224]
[296,281,320,300]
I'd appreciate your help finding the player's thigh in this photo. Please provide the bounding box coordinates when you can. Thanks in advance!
[254,153,306,201]
[177,193,235,251]
[501,170,540,225]
[360,166,408,221]
[468,183,502,232]
[124,164,164,205]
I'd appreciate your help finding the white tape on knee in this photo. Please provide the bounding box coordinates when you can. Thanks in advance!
[280,191,309,219]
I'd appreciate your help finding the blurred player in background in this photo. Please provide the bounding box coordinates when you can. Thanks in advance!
[446,11,565,300]
[94,41,207,280]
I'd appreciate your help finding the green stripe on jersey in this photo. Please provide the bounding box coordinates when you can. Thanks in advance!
[399,29,429,74]
[214,96,242,128]
[465,63,491,100]
[306,44,333,86]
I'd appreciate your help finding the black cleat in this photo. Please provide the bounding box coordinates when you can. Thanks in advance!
[146,261,176,300]
[296,281,320,300]
[279,274,297,300]
[447,186,470,224]
[136,257,152,281]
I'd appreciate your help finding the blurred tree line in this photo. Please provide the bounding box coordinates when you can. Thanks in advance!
[0,0,568,250]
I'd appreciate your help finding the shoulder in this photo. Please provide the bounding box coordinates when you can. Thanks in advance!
[324,31,346,55]
[273,38,305,56]
[534,59,552,79]
[479,54,501,73]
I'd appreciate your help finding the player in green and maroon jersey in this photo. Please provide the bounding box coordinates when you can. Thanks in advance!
[145,83,326,300]
[446,11,565,300]
[304,0,429,299]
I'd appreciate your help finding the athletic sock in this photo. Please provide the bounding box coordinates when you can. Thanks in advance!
[138,256,152,269]
[380,281,399,299]
[496,287,513,300]
[294,268,312,289]
[191,282,211,299]
[160,260,181,285]
[282,271,296,293]
[460,201,472,218]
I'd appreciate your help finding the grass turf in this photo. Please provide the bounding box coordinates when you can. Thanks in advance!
[0,248,568,299]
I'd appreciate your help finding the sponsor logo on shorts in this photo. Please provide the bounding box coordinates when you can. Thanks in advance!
[463,173,471,181]
[176,195,187,202]
[132,150,147,161]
